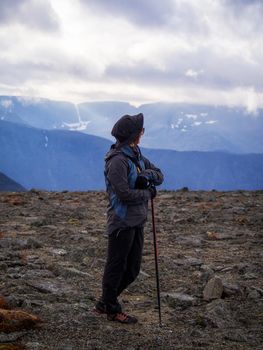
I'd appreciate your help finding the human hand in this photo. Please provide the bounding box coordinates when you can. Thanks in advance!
[148,185,157,199]
[135,175,150,189]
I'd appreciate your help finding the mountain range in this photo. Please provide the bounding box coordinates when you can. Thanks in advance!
[1,119,263,191]
[0,172,26,192]
[1,96,263,153]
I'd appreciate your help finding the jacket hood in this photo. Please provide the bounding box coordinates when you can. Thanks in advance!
[105,144,141,163]
[105,144,121,162]
[111,113,144,144]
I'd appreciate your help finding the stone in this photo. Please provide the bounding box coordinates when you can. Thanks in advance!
[26,279,73,295]
[173,257,203,267]
[0,331,27,342]
[0,308,42,332]
[247,289,261,300]
[187,257,203,266]
[0,262,8,271]
[58,345,73,350]
[203,277,223,301]
[52,266,93,278]
[0,237,12,248]
[251,286,263,296]
[224,330,248,342]
[200,265,214,282]
[243,273,257,280]
[26,237,42,249]
[163,292,196,309]
[25,342,42,349]
[205,299,233,328]
[49,248,68,256]
[139,269,150,278]
[176,236,204,247]
[222,282,242,298]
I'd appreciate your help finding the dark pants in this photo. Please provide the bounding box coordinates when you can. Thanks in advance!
[101,226,144,314]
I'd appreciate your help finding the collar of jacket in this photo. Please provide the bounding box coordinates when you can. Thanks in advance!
[120,145,141,162]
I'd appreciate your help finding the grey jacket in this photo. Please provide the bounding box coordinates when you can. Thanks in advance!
[104,144,164,235]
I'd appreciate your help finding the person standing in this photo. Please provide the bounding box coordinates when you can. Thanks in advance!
[94,113,164,324]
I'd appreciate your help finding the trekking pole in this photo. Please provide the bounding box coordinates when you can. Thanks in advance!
[151,197,162,327]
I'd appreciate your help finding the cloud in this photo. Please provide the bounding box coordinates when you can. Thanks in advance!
[0,0,263,109]
[104,43,263,92]
[0,0,59,31]
[79,0,204,34]
[80,0,175,27]
[222,0,263,9]
[185,69,204,78]
[221,0,263,35]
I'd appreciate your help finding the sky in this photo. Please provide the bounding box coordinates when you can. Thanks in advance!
[0,0,263,111]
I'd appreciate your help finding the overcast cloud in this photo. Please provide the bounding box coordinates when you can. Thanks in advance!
[0,0,262,111]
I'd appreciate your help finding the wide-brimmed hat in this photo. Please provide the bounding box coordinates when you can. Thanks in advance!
[111,113,144,144]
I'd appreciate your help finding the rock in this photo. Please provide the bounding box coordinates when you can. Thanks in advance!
[0,262,8,271]
[205,299,233,328]
[25,342,42,349]
[220,266,234,273]
[173,257,203,267]
[0,308,42,332]
[22,299,46,308]
[163,292,196,309]
[243,273,257,280]
[224,330,248,342]
[187,257,203,266]
[25,237,42,249]
[139,269,150,278]
[176,236,204,247]
[58,345,73,350]
[5,295,24,308]
[203,277,223,301]
[24,269,55,279]
[0,331,27,342]
[26,279,73,295]
[52,265,93,278]
[0,237,13,248]
[206,231,234,240]
[251,286,263,296]
[0,238,42,250]
[247,289,261,300]
[200,265,214,282]
[222,282,242,298]
[49,248,68,256]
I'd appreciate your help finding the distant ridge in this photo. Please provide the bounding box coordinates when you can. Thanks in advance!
[1,120,263,191]
[0,172,26,192]
[1,95,263,153]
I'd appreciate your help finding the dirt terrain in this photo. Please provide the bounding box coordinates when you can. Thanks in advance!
[0,190,262,349]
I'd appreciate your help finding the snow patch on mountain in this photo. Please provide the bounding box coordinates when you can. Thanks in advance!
[185,114,198,119]
[44,135,48,148]
[205,120,218,124]
[0,99,13,110]
[193,121,202,126]
[61,104,91,131]
[63,121,91,131]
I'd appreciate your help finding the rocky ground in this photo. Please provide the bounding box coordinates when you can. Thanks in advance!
[0,190,263,350]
